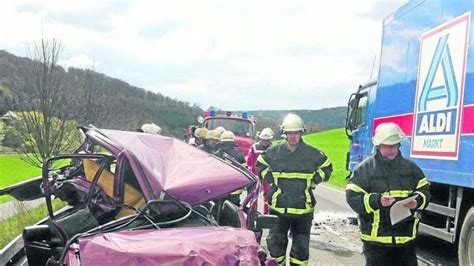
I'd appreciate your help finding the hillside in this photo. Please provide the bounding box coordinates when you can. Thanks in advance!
[0,50,202,136]
[206,107,347,137]
[241,108,347,137]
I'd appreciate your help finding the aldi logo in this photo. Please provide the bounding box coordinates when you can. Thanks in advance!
[411,12,470,159]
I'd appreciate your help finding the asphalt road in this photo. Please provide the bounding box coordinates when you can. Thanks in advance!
[309,184,364,265]
[416,233,458,265]
[0,198,45,221]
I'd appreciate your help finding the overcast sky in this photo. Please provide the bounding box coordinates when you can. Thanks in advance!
[0,0,408,110]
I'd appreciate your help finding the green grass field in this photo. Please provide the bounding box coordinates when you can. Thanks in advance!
[0,155,42,203]
[0,200,65,249]
[303,128,349,188]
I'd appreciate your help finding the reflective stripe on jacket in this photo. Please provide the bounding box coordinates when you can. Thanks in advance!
[345,152,430,246]
[256,140,332,215]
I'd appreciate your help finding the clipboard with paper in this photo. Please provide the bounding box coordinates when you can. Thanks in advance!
[390,195,418,225]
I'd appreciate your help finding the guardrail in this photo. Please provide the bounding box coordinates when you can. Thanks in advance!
[0,203,69,265]
[0,234,24,265]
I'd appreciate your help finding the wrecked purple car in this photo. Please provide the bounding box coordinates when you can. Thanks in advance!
[1,127,278,265]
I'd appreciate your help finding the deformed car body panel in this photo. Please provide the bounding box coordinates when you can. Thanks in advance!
[75,227,260,265]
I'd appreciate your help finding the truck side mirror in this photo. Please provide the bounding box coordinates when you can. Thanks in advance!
[345,93,358,137]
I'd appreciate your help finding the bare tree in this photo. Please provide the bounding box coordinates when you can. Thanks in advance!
[11,37,78,167]
[69,67,110,126]
[69,67,139,129]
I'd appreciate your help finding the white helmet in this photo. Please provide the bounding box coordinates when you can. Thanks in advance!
[141,123,162,134]
[259,127,274,140]
[220,131,235,142]
[280,114,306,133]
[372,123,405,145]
[215,126,226,133]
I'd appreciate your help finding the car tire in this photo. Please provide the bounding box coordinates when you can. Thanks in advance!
[458,207,474,266]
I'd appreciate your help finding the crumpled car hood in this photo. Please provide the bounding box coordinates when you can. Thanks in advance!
[78,227,260,265]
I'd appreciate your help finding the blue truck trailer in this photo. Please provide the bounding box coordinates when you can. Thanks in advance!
[345,1,473,264]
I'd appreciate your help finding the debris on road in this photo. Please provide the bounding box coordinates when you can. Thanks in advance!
[311,211,362,255]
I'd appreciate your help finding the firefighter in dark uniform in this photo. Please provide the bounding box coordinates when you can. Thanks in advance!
[198,129,221,154]
[345,123,430,266]
[214,130,247,205]
[256,114,333,265]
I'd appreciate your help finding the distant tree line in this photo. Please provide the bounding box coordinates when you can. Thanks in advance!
[247,107,347,136]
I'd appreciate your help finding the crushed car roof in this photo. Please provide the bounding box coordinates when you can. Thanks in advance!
[86,128,253,205]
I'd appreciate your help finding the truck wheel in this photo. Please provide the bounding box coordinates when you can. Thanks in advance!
[459,207,474,266]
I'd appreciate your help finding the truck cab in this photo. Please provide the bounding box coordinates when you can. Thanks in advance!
[202,110,256,155]
[345,80,376,171]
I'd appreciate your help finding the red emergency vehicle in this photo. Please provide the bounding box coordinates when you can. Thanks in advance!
[201,109,256,155]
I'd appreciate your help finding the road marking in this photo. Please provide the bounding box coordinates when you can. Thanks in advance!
[320,183,345,195]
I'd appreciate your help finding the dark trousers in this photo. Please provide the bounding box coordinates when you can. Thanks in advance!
[266,210,313,265]
[363,242,418,266]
